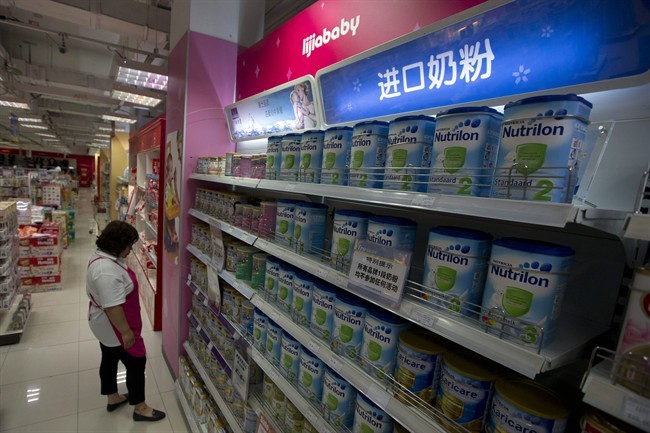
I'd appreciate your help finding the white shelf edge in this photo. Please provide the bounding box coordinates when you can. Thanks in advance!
[145,220,158,237]
[175,380,205,433]
[582,359,650,430]
[188,208,257,245]
[186,311,233,374]
[247,343,339,433]
[184,342,245,433]
[246,394,287,433]
[189,173,260,189]
[249,295,447,433]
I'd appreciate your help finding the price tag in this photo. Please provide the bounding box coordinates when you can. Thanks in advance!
[242,234,253,244]
[410,305,438,329]
[207,266,221,316]
[285,183,296,192]
[315,267,328,279]
[624,394,650,431]
[207,341,214,351]
[307,340,321,354]
[267,369,279,383]
[411,194,436,208]
[210,225,225,272]
[269,311,279,322]
[305,409,318,425]
[329,356,342,373]
[367,384,391,410]
[331,272,347,287]
[232,349,251,400]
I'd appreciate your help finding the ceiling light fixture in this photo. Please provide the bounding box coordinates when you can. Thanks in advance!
[116,59,168,91]
[21,124,49,130]
[111,83,163,107]
[101,113,137,124]
[16,117,42,122]
[94,133,111,138]
[0,96,30,109]
[98,126,126,133]
[35,132,57,138]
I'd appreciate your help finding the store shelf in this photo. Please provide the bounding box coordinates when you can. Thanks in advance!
[175,380,205,433]
[582,359,650,431]
[184,342,244,433]
[188,208,257,245]
[143,247,157,268]
[250,295,452,433]
[187,280,237,335]
[190,173,260,189]
[187,310,232,375]
[117,176,129,184]
[145,220,158,237]
[624,213,650,240]
[0,294,31,346]
[247,393,287,433]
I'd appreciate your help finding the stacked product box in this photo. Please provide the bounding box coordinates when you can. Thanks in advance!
[18,231,63,292]
[0,202,19,309]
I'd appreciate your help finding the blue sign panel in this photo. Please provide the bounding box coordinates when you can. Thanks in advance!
[226,76,320,141]
[318,0,650,125]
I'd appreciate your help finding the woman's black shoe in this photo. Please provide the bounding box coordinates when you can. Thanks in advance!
[106,394,129,412]
[133,409,166,422]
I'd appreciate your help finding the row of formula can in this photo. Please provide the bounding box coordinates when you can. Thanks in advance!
[265,94,593,203]
[197,153,267,179]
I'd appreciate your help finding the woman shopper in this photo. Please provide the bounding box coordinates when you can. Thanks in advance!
[86,220,166,422]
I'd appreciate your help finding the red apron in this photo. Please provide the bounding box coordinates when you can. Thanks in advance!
[88,256,146,357]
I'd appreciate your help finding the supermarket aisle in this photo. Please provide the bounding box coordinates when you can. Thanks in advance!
[0,188,189,433]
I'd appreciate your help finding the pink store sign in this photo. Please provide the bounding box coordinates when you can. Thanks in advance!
[236,0,487,100]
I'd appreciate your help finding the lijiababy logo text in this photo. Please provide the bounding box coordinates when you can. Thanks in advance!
[302,16,361,58]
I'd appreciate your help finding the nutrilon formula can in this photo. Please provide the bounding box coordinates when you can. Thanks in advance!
[300,130,324,183]
[487,378,568,433]
[349,121,389,189]
[385,115,436,193]
[360,306,411,380]
[395,329,448,404]
[294,202,328,257]
[259,201,277,240]
[275,199,299,247]
[310,282,337,342]
[292,270,314,326]
[332,291,368,360]
[280,331,302,381]
[298,348,325,403]
[277,262,296,314]
[264,256,281,303]
[322,367,357,428]
[430,106,502,197]
[422,226,493,316]
[235,245,259,281]
[322,126,353,186]
[253,308,268,352]
[367,215,417,253]
[352,393,394,433]
[491,94,592,203]
[330,210,371,272]
[251,253,269,291]
[266,318,283,366]
[481,237,574,348]
[280,133,302,181]
[436,350,502,433]
[266,135,283,180]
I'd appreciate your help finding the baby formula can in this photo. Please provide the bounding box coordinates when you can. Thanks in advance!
[262,374,275,402]
[298,348,325,403]
[240,301,255,335]
[322,126,353,186]
[239,155,252,178]
[332,291,368,360]
[277,262,296,314]
[276,199,299,247]
[310,282,337,342]
[266,318,283,366]
[251,253,269,291]
[240,204,254,231]
[385,115,436,193]
[436,350,502,433]
[272,386,287,420]
[487,378,568,433]
[225,152,235,176]
[422,226,493,316]
[430,106,502,197]
[330,210,371,272]
[266,135,283,180]
[253,308,268,352]
[395,329,448,404]
[264,256,281,302]
[259,201,277,240]
[251,206,262,234]
[614,267,650,397]
[292,270,314,327]
[367,215,417,253]
[294,202,328,257]
[360,306,411,380]
[352,393,394,433]
[300,130,324,183]
[235,245,259,281]
[281,133,302,181]
[481,237,574,348]
[491,94,592,203]
[322,366,357,428]
[284,399,305,433]
[350,121,389,189]
[280,331,302,381]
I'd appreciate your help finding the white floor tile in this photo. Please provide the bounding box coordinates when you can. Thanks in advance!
[0,342,79,385]
[149,356,175,393]
[78,394,174,433]
[0,372,79,431]
[160,390,190,433]
[9,320,80,351]
[27,302,80,327]
[142,331,164,359]
[78,339,102,372]
[0,414,78,433]
[30,289,80,308]
[0,351,6,368]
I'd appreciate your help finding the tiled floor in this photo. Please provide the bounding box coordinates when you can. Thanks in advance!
[0,189,189,433]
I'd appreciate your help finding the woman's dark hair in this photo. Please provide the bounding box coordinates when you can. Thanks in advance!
[96,221,139,256]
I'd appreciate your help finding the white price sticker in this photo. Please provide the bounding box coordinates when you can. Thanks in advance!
[410,305,438,329]
[270,311,279,322]
[367,384,391,410]
[267,369,279,383]
[207,341,214,351]
[332,272,347,287]
[624,394,650,431]
[315,267,328,279]
[329,356,342,373]
[242,234,253,244]
[285,183,296,191]
[305,409,318,424]
[411,194,436,208]
[307,340,321,354]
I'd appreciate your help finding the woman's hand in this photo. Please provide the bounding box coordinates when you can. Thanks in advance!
[122,329,135,349]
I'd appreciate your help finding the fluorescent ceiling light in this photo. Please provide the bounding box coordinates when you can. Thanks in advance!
[21,124,49,130]
[102,113,137,124]
[35,132,57,138]
[111,83,163,107]
[116,59,168,91]
[95,133,111,138]
[16,117,42,122]
[43,138,60,142]
[0,96,30,109]
[98,126,126,132]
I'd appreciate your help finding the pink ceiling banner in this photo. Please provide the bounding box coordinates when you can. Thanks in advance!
[236,0,487,100]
